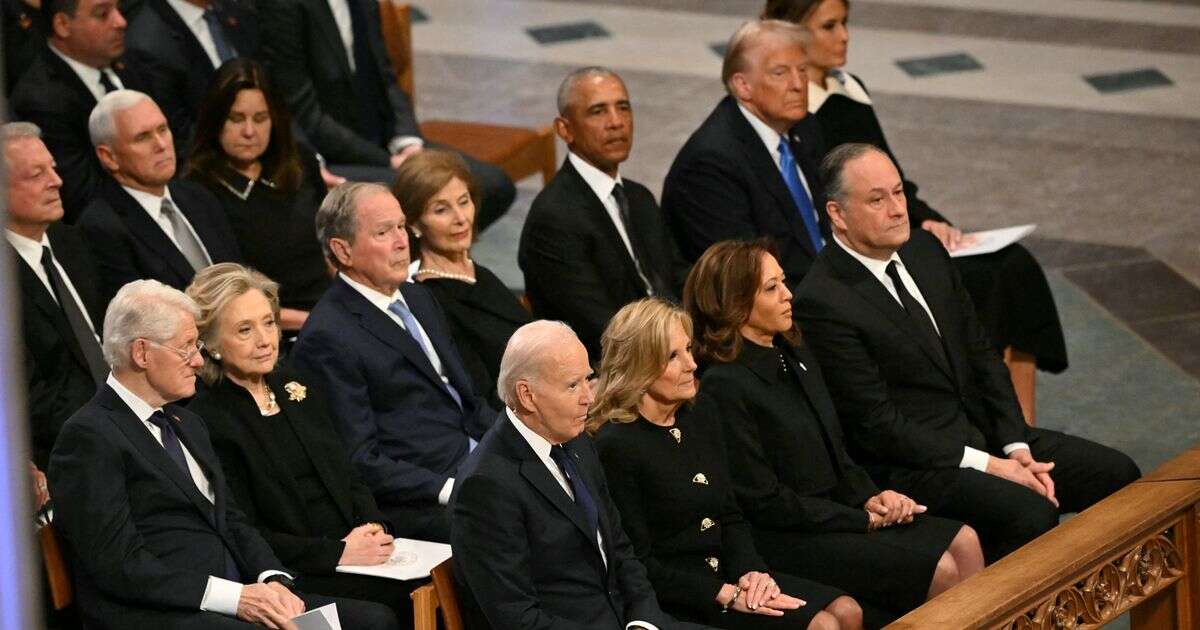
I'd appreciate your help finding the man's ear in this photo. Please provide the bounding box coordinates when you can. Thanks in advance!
[50,11,72,41]
[130,339,151,370]
[514,380,536,413]
[328,237,353,269]
[552,115,573,146]
[730,73,753,102]
[826,200,848,232]
[95,144,119,174]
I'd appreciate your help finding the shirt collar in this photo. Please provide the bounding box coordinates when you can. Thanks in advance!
[737,101,784,159]
[122,185,175,222]
[5,229,50,269]
[832,233,901,284]
[107,372,160,422]
[48,43,105,95]
[339,271,404,311]
[567,151,622,203]
[164,0,206,27]
[808,70,872,113]
[506,406,554,461]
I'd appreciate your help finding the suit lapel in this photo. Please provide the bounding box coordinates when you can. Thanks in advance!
[307,0,355,79]
[48,228,105,328]
[149,0,217,71]
[169,183,221,262]
[559,159,644,287]
[898,247,966,387]
[11,245,90,372]
[402,283,475,403]
[337,279,449,395]
[41,45,98,108]
[270,374,357,526]
[107,184,197,283]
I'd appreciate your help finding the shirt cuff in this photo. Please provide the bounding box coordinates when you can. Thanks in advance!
[626,623,659,630]
[388,135,424,154]
[960,446,990,472]
[438,478,454,506]
[1003,443,1031,456]
[257,570,293,583]
[199,576,243,616]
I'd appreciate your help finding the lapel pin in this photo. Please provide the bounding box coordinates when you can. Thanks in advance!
[692,473,708,485]
[668,428,682,443]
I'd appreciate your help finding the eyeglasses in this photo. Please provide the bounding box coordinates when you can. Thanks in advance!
[143,338,205,362]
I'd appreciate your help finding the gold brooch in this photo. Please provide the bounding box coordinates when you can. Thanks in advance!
[284,381,307,402]
[706,557,720,572]
[700,517,715,531]
[668,428,682,443]
[692,473,709,485]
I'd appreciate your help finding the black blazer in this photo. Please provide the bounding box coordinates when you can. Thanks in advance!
[3,0,44,94]
[77,177,243,298]
[450,412,677,630]
[698,341,877,534]
[520,158,687,358]
[662,96,828,287]
[187,364,389,575]
[793,231,1030,478]
[47,385,285,627]
[292,277,494,508]
[259,0,419,166]
[14,224,107,469]
[126,0,260,151]
[10,45,158,223]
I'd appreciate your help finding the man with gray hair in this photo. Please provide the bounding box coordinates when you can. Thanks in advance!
[662,19,828,288]
[293,182,495,543]
[77,89,241,298]
[451,320,696,630]
[48,278,401,629]
[520,66,686,359]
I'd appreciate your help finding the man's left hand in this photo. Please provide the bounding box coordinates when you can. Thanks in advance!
[922,220,976,252]
[1009,449,1058,507]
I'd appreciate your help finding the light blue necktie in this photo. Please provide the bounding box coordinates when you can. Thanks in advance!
[777,137,824,252]
[388,299,463,409]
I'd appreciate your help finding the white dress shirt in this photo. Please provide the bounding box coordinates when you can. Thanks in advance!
[121,186,215,265]
[339,272,463,504]
[736,102,815,202]
[106,374,290,616]
[831,236,1028,470]
[164,0,224,69]
[6,230,100,340]
[47,42,123,103]
[567,151,653,295]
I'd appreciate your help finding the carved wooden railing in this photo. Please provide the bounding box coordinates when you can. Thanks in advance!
[889,446,1200,629]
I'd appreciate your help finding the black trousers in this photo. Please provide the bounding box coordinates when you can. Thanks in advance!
[296,572,424,628]
[382,502,451,544]
[883,428,1140,564]
[85,591,401,630]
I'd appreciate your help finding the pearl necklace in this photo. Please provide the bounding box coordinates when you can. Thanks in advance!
[414,267,476,284]
[258,385,278,416]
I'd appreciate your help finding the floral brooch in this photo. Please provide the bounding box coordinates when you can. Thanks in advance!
[283,381,307,402]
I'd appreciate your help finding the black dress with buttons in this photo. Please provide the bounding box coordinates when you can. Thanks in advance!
[699,339,963,619]
[595,405,845,628]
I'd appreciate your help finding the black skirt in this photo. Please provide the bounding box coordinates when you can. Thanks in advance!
[668,571,845,629]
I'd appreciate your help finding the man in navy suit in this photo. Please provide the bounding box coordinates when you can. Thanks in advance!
[292,182,495,543]
[77,90,242,299]
[48,279,399,629]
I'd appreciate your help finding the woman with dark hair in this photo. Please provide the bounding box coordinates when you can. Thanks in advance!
[763,0,1068,424]
[591,298,863,630]
[684,239,983,626]
[186,58,333,332]
[391,149,530,406]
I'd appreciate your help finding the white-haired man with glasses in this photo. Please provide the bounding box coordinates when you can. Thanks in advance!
[48,278,400,629]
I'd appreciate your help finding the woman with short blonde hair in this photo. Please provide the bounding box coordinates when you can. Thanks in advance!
[188,262,281,386]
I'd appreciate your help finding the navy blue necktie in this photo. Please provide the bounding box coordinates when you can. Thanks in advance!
[777,137,824,252]
[549,445,599,539]
[202,9,238,63]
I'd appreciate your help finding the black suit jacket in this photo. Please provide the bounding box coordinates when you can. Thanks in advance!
[793,231,1030,479]
[77,177,243,298]
[126,0,259,151]
[450,412,678,630]
[292,277,494,508]
[662,96,828,286]
[47,385,286,627]
[14,224,107,469]
[10,45,158,223]
[520,158,687,358]
[187,364,389,575]
[260,0,419,166]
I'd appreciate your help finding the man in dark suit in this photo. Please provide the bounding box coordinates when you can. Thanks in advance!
[662,19,827,288]
[258,0,515,231]
[3,122,107,474]
[293,182,495,543]
[520,67,687,358]
[9,0,164,222]
[77,90,242,298]
[793,143,1140,562]
[451,320,693,630]
[48,278,399,629]
[125,0,258,152]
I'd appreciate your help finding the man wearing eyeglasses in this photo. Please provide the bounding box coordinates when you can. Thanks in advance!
[47,278,401,629]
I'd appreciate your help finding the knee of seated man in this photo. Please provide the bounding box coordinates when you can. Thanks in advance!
[1009,495,1060,538]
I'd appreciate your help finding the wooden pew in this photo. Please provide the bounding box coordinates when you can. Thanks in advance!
[889,446,1200,629]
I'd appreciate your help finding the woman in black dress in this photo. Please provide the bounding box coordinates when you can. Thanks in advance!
[185,263,419,625]
[683,240,984,624]
[764,0,1069,423]
[186,59,333,333]
[591,298,862,630]
[391,149,531,406]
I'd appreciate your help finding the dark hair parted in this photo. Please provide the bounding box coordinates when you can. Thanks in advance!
[761,0,849,22]
[390,149,480,257]
[683,240,799,364]
[820,142,885,206]
[43,0,79,35]
[186,58,304,194]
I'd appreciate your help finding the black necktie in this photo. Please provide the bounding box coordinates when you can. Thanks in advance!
[885,261,948,364]
[98,70,118,93]
[611,183,667,297]
[549,445,599,538]
[41,247,108,383]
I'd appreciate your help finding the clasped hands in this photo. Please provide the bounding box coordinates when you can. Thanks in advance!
[339,522,395,566]
[717,571,805,616]
[987,449,1058,507]
[864,490,926,530]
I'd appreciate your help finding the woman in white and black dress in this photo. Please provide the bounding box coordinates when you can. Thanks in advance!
[763,0,1069,424]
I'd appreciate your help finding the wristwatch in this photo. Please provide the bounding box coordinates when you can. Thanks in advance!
[263,574,295,590]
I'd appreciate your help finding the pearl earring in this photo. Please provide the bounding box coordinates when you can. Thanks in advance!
[412,229,422,238]
[211,350,222,360]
